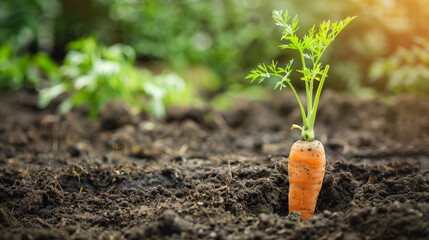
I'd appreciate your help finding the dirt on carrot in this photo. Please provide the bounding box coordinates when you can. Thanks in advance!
[0,90,429,240]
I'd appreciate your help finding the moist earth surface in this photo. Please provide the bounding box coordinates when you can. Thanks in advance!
[0,90,428,240]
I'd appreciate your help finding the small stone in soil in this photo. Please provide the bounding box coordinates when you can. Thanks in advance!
[286,212,302,222]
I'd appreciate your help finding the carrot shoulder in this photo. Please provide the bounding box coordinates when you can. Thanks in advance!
[288,140,326,222]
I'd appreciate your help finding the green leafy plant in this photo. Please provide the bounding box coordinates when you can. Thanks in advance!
[92,0,280,94]
[369,37,429,94]
[0,43,59,91]
[246,10,355,141]
[0,0,60,53]
[39,37,188,118]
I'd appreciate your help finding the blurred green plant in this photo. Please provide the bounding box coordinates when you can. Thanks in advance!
[0,0,61,53]
[4,0,429,106]
[369,38,429,94]
[39,37,190,118]
[280,0,429,95]
[93,0,279,93]
[0,43,59,91]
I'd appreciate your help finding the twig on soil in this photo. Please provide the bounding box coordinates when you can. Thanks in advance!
[212,111,231,132]
[17,167,35,183]
[170,144,189,159]
[35,217,53,228]
[199,205,214,224]
[37,170,64,193]
[228,160,233,179]
[366,175,377,184]
[329,138,353,154]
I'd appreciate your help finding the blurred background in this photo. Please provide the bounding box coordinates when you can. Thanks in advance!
[1,0,428,118]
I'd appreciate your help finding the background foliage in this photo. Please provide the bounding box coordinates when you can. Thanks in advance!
[1,0,428,117]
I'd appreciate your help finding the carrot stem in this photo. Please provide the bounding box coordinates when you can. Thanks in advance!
[308,65,330,135]
[299,50,312,121]
[286,80,307,128]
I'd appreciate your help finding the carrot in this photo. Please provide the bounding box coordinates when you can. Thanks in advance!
[247,10,355,222]
[288,140,325,222]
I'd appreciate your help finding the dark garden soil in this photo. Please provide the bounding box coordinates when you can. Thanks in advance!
[1,90,428,240]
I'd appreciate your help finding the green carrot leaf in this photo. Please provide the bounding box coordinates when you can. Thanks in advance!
[246,10,356,141]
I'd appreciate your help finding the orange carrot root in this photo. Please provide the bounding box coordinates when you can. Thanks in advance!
[288,140,326,222]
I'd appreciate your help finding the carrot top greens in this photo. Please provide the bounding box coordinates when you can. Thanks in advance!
[246,10,356,141]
